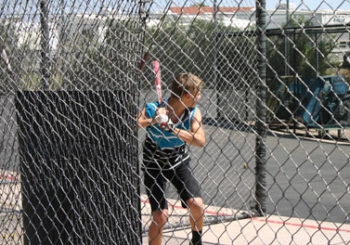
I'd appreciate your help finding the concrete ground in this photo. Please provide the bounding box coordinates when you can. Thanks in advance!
[157,216,350,245]
[141,196,350,245]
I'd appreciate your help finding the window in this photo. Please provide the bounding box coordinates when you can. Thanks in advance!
[337,41,350,49]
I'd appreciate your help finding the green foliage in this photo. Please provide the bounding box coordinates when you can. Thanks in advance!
[0,22,20,92]
[266,16,334,79]
[265,17,336,123]
[216,30,258,90]
[145,18,241,87]
[191,2,208,8]
[65,18,141,90]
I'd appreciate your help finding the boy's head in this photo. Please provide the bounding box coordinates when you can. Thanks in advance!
[170,73,203,99]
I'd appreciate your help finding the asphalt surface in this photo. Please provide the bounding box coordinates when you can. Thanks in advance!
[188,124,350,224]
[2,92,350,225]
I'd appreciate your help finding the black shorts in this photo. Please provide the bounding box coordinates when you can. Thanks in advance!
[143,158,201,212]
[142,137,189,169]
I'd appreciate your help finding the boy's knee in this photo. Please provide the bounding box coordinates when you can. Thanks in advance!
[187,197,204,212]
[152,209,168,226]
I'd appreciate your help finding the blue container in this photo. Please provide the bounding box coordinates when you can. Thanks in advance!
[300,75,348,127]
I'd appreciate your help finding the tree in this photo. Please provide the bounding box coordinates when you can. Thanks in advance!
[266,16,334,79]
[64,18,143,90]
[191,2,208,8]
[265,17,335,123]
[0,22,20,93]
[145,18,242,88]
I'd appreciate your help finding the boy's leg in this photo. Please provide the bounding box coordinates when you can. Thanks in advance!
[168,161,204,244]
[144,168,169,245]
[149,209,168,245]
[186,197,204,245]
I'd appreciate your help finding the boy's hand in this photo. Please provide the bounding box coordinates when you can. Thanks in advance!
[154,108,169,129]
[166,119,175,132]
[157,107,167,115]
[155,113,168,124]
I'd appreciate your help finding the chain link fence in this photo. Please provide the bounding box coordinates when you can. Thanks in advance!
[1,0,350,244]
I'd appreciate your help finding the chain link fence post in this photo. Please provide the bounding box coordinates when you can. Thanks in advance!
[40,0,50,89]
[255,0,267,216]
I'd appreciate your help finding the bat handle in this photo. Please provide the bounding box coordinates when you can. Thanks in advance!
[160,122,167,130]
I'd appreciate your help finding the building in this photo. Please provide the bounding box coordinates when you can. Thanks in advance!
[168,6,254,29]
[146,6,254,29]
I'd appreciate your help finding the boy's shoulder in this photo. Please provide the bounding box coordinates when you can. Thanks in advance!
[145,101,160,109]
[145,101,160,118]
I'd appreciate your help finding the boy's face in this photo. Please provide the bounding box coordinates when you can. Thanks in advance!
[181,90,201,108]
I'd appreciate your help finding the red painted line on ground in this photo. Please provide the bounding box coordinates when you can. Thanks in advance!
[252,217,350,233]
[142,199,350,233]
[0,174,17,181]
[141,199,232,216]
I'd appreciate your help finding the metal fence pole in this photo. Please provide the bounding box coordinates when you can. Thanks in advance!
[213,0,218,87]
[214,0,222,122]
[40,0,50,89]
[255,0,267,216]
[285,0,290,76]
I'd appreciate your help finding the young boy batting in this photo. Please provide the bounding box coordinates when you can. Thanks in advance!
[137,72,205,245]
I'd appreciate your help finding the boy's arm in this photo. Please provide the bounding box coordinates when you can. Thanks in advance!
[137,108,155,128]
[137,107,168,128]
[171,108,205,147]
